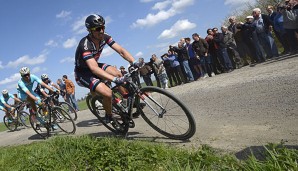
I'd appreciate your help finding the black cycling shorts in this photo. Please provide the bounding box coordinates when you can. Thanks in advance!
[75,63,111,91]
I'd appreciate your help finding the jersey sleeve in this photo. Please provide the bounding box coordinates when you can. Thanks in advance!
[9,93,15,99]
[31,74,42,84]
[18,80,29,93]
[105,33,115,47]
[0,97,5,104]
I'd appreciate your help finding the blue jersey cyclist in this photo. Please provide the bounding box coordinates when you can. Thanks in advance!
[74,14,136,123]
[0,90,22,118]
[17,67,56,117]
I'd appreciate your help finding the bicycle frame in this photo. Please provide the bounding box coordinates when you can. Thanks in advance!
[112,71,167,119]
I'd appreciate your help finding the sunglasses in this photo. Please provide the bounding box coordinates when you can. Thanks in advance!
[90,26,105,31]
[42,78,49,81]
[22,74,30,77]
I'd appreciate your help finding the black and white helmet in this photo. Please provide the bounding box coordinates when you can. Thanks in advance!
[19,67,30,76]
[2,89,8,95]
[85,14,105,29]
[41,74,49,80]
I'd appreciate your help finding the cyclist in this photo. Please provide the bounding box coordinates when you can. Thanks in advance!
[34,74,60,99]
[0,90,22,120]
[17,67,56,125]
[74,14,136,123]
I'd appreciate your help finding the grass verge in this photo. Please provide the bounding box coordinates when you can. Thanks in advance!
[0,136,297,171]
[0,122,7,132]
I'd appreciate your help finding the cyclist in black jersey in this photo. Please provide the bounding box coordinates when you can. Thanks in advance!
[34,74,60,98]
[74,14,136,123]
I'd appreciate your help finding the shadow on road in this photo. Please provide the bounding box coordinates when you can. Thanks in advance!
[76,118,102,127]
[235,145,298,160]
[28,134,46,140]
[263,54,298,65]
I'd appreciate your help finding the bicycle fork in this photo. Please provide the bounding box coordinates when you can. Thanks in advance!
[138,92,166,118]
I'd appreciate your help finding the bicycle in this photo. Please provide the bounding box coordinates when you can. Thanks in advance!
[29,93,76,139]
[52,93,78,121]
[3,102,31,131]
[89,67,196,140]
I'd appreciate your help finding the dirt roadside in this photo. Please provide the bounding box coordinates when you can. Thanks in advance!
[0,54,297,154]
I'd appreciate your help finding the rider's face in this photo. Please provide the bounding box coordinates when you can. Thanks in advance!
[22,73,30,82]
[90,26,105,40]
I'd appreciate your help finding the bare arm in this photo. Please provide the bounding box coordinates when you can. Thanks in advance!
[40,82,55,93]
[111,43,135,64]
[25,90,39,102]
[13,97,22,103]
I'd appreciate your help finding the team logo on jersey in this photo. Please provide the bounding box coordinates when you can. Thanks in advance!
[84,39,88,50]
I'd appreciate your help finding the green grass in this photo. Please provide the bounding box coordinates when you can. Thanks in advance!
[78,99,88,111]
[0,136,297,171]
[0,122,7,132]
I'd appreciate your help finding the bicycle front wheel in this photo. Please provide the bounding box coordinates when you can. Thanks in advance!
[3,116,17,131]
[137,86,196,140]
[58,102,78,121]
[52,106,76,134]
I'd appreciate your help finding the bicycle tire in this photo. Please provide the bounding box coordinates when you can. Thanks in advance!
[18,111,31,128]
[51,106,76,134]
[91,96,129,135]
[86,94,94,113]
[137,86,196,140]
[29,112,50,139]
[3,116,17,131]
[58,101,78,121]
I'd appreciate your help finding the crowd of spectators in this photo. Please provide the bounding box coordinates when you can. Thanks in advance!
[120,1,298,89]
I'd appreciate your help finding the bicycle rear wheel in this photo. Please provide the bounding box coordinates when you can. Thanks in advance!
[52,106,76,134]
[58,102,78,121]
[86,94,94,113]
[18,111,31,128]
[137,86,196,140]
[91,96,129,135]
[3,116,17,131]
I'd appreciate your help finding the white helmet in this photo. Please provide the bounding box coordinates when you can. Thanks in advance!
[2,89,8,95]
[41,74,49,80]
[19,67,30,76]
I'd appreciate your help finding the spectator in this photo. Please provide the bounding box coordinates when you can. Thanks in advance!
[170,42,194,82]
[238,16,265,64]
[191,34,214,78]
[280,0,298,54]
[62,75,79,111]
[205,28,223,74]
[138,58,153,86]
[161,53,177,87]
[119,66,128,76]
[228,16,251,66]
[163,50,184,85]
[252,8,279,59]
[221,26,243,69]
[274,5,291,55]
[185,37,203,79]
[213,28,234,72]
[57,79,67,101]
[151,54,168,89]
[148,58,161,88]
